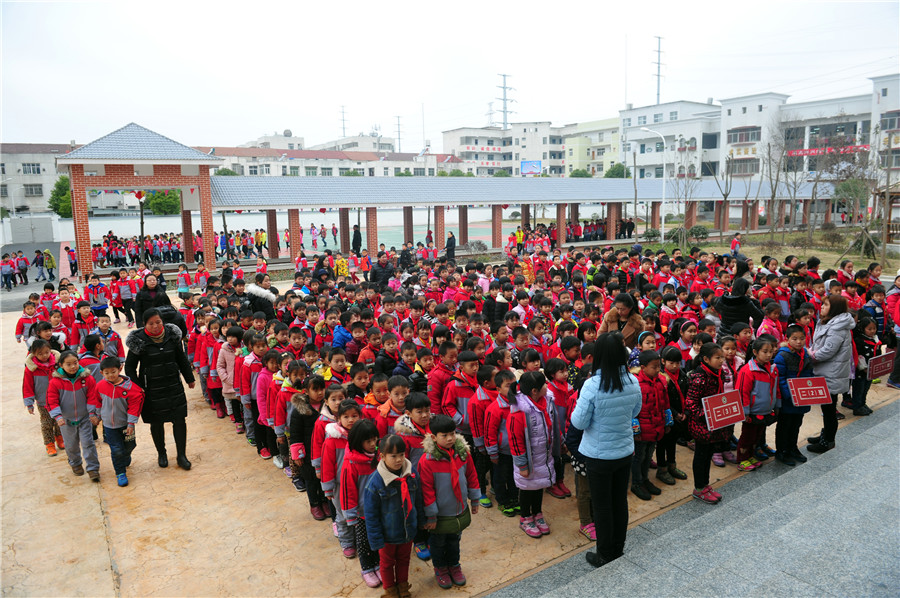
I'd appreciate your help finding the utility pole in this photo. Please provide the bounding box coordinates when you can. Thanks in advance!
[653,36,663,105]
[395,116,402,153]
[496,74,515,130]
[341,106,347,138]
[422,103,426,150]
[486,102,495,127]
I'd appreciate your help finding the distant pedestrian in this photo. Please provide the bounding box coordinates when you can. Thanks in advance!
[446,232,456,261]
[33,250,46,282]
[43,249,57,281]
[332,223,338,245]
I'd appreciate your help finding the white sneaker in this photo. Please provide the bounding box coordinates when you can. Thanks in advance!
[273,455,284,469]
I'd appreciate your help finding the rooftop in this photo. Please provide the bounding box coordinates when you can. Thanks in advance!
[56,123,223,164]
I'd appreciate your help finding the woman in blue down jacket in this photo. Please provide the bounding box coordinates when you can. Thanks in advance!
[571,332,642,569]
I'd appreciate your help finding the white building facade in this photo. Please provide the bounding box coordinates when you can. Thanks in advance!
[442,122,576,176]
[0,143,75,213]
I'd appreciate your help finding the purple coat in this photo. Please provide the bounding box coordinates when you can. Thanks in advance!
[511,392,557,491]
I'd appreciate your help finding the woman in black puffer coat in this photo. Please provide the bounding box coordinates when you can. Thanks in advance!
[718,278,764,333]
[125,308,195,470]
[132,274,172,328]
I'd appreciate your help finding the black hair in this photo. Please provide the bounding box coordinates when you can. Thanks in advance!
[518,370,547,397]
[659,345,683,363]
[429,413,456,435]
[387,375,410,391]
[379,434,407,456]
[592,332,629,392]
[348,418,379,454]
[405,392,430,412]
[544,358,567,379]
[336,398,361,418]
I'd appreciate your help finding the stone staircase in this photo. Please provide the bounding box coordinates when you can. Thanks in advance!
[488,400,899,598]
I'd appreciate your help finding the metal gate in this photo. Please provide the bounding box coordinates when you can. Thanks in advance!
[9,215,56,244]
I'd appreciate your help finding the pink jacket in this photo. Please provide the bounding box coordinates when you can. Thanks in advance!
[256,368,274,427]
[216,342,238,395]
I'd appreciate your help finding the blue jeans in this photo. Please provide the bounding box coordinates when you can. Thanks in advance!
[851,374,872,410]
[1,273,12,290]
[429,532,461,568]
[104,426,136,475]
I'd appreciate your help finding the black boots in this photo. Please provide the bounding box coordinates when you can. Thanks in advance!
[151,421,190,469]
[807,440,835,454]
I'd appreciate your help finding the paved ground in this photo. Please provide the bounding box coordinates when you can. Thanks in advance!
[489,400,900,598]
[1,302,897,597]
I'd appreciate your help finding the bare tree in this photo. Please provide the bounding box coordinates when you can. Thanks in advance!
[708,153,734,241]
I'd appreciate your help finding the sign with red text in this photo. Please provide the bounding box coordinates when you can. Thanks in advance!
[702,391,744,431]
[868,352,895,381]
[787,376,832,407]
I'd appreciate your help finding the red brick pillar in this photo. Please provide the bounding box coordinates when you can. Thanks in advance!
[721,200,730,232]
[434,206,445,251]
[288,209,302,261]
[198,168,216,272]
[339,208,351,254]
[650,201,661,230]
[403,206,414,244]
[749,202,760,230]
[366,207,379,256]
[266,209,280,259]
[491,205,503,248]
[713,202,723,231]
[556,203,567,245]
[521,204,531,229]
[607,203,619,241]
[181,209,194,262]
[684,202,698,230]
[569,203,579,225]
[802,200,810,225]
[458,206,468,246]
[69,165,91,281]
[824,199,832,224]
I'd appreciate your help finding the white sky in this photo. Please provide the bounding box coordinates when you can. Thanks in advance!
[2,0,898,152]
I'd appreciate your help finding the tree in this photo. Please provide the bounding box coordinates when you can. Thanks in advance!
[340,169,361,176]
[436,170,449,177]
[493,169,511,177]
[213,167,239,176]
[569,169,593,178]
[48,176,72,217]
[708,155,733,240]
[465,172,475,177]
[833,178,869,219]
[148,190,181,215]
[604,163,630,178]
[448,169,466,177]
[396,169,414,177]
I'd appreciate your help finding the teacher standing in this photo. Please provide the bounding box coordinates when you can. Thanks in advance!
[570,332,642,567]
[132,274,172,328]
[125,308,196,470]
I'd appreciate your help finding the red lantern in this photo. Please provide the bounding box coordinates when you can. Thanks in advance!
[601,202,606,206]
[235,210,243,214]
[501,204,509,209]
[319,208,327,214]
[135,191,143,200]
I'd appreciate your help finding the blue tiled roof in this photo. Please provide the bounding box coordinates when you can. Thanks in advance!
[209,176,819,209]
[57,123,222,162]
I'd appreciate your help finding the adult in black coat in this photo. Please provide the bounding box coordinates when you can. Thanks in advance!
[446,232,456,261]
[125,308,195,470]
[352,225,363,256]
[370,252,395,290]
[132,274,172,328]
[717,277,764,332]
[245,273,277,321]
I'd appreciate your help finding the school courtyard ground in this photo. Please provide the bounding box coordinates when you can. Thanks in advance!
[1,306,898,597]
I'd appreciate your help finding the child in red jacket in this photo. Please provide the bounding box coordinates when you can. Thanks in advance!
[47,351,100,480]
[735,339,779,472]
[632,351,671,502]
[23,339,63,455]
[95,356,145,487]
[484,370,518,516]
[15,301,45,343]
[340,419,381,587]
[545,358,575,500]
[322,399,363,557]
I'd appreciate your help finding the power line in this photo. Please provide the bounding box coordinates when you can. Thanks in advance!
[496,74,516,130]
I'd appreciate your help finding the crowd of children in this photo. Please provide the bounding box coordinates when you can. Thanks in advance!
[19,232,899,593]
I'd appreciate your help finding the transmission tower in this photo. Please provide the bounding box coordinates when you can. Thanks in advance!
[653,37,664,105]
[341,106,347,137]
[496,74,516,130]
[395,116,402,152]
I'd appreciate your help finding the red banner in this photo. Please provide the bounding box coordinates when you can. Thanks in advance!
[868,352,896,381]
[786,145,870,157]
[787,376,832,407]
[702,390,744,431]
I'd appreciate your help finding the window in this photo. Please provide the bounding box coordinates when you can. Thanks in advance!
[702,133,719,149]
[732,158,760,175]
[321,167,333,176]
[22,163,40,174]
[640,143,646,154]
[0,163,4,174]
[882,88,888,97]
[637,116,647,126]
[678,165,686,177]
[24,184,43,196]
[569,165,573,172]
[413,168,425,176]
[488,154,494,160]
[701,161,718,176]
[0,185,6,197]
[487,139,493,145]
[688,164,697,177]
[568,148,573,156]
[515,138,519,145]
[727,127,762,144]
[881,111,899,131]
[290,166,299,176]
[598,148,606,156]
[133,164,154,176]
[428,168,435,176]
[248,165,258,175]
[474,139,479,145]
[339,168,350,176]
[881,149,900,169]
[288,143,294,150]
[669,111,678,121]
[394,167,401,175]
[383,167,389,176]
[655,167,663,178]
[598,132,604,142]
[260,164,270,175]
[542,137,547,144]
[623,118,632,127]
[543,152,548,159]
[282,165,288,176]
[639,168,645,179]
[467,168,473,174]
[624,143,631,152]
[356,168,365,176]
[653,113,663,123]
[727,109,732,116]
[758,105,763,112]
[305,167,317,176]
[742,107,747,114]
[487,169,495,175]
[656,142,664,152]
[514,153,519,160]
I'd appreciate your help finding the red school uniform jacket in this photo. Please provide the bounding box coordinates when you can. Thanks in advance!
[23,352,57,407]
[69,313,96,350]
[442,370,479,436]
[468,386,496,452]
[321,422,350,499]
[311,407,337,475]
[339,449,378,526]
[15,312,45,341]
[95,376,145,429]
[635,371,669,442]
[427,361,458,416]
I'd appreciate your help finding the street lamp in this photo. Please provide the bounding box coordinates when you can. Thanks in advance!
[641,127,667,244]
[139,195,146,262]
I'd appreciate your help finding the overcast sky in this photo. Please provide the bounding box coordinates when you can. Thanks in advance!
[2,0,897,152]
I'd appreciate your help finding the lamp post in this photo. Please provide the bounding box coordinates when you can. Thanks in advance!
[139,196,146,262]
[641,127,667,244]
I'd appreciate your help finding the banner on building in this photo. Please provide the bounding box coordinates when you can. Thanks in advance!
[520,161,542,176]
[786,145,870,157]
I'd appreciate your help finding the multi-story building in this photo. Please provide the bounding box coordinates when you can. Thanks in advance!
[562,119,621,176]
[0,142,76,213]
[307,133,396,153]
[442,121,576,176]
[239,130,306,150]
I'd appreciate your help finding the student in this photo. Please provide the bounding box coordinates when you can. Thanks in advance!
[23,339,64,456]
[418,414,480,588]
[544,358,574,499]
[484,369,519,516]
[851,317,879,416]
[363,435,421,598]
[47,351,100,481]
[216,326,245,432]
[15,301,44,343]
[683,343,727,504]
[427,341,459,415]
[631,351,671,501]
[735,338,779,472]
[773,325,813,466]
[322,399,362,558]
[95,356,145,487]
[508,371,556,538]
[377,376,410,437]
[340,419,381,587]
